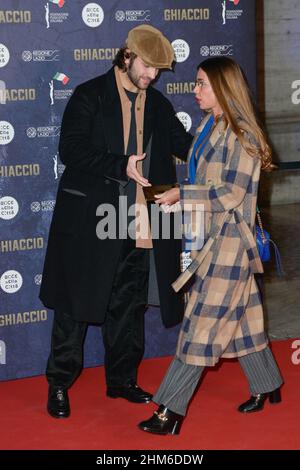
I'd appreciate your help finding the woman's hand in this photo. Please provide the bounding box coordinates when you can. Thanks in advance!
[154,187,180,205]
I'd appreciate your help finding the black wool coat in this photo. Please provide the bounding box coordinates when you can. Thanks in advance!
[39,67,193,327]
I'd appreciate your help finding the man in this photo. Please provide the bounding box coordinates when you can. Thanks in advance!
[40,25,193,419]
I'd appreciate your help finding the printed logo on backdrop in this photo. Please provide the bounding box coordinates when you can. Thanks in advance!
[0,44,10,67]
[164,8,209,21]
[44,1,68,29]
[200,45,233,57]
[52,153,65,179]
[26,126,61,139]
[0,196,19,220]
[0,88,36,103]
[166,82,195,95]
[30,200,56,213]
[22,50,60,62]
[82,3,104,28]
[172,40,190,63]
[0,10,31,23]
[222,0,243,25]
[0,121,15,145]
[115,10,151,22]
[0,164,40,178]
[0,270,23,294]
[176,112,192,132]
[49,73,72,105]
[74,48,119,61]
[0,310,48,327]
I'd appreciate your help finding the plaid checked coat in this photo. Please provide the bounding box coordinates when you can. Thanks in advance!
[173,114,268,366]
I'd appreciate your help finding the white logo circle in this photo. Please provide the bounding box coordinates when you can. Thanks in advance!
[200,46,210,57]
[26,127,37,138]
[22,51,32,62]
[115,10,125,21]
[0,121,15,145]
[0,44,10,68]
[176,112,192,132]
[0,270,23,294]
[0,196,19,220]
[82,3,104,27]
[171,39,190,63]
[31,201,41,212]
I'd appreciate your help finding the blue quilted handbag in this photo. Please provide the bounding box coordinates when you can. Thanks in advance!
[256,208,284,275]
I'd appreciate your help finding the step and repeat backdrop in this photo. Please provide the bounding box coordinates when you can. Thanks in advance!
[0,0,255,380]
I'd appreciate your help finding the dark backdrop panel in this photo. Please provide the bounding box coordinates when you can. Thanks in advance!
[0,0,256,379]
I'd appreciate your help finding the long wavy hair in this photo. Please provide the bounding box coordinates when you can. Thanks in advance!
[198,57,272,170]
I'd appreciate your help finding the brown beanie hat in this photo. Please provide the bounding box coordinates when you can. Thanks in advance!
[126,24,174,69]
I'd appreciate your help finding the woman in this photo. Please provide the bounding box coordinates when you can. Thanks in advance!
[138,57,283,435]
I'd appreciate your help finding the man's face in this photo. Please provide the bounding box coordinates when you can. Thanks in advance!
[126,56,159,90]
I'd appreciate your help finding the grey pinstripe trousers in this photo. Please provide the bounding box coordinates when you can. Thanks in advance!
[153,346,283,416]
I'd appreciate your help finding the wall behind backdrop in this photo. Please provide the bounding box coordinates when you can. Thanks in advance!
[0,0,256,380]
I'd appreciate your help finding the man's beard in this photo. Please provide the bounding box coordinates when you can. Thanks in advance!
[127,60,151,90]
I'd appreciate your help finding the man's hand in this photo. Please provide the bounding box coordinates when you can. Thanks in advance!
[154,187,180,206]
[126,153,151,187]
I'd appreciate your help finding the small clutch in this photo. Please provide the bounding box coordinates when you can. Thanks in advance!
[143,184,178,202]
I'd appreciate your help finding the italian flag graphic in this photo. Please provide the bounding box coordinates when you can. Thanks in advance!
[53,73,70,85]
[49,0,65,8]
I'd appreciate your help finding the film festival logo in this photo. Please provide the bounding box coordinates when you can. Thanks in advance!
[200,44,233,57]
[0,43,10,68]
[49,72,72,105]
[22,50,60,62]
[176,112,192,132]
[44,0,68,29]
[82,3,104,28]
[115,10,151,22]
[0,196,19,220]
[222,0,243,25]
[172,39,190,63]
[0,270,23,294]
[0,121,15,144]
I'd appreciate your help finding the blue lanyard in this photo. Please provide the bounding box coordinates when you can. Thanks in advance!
[188,115,215,184]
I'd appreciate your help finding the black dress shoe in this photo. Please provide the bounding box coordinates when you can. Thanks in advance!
[47,386,70,418]
[138,405,184,435]
[238,388,281,413]
[107,381,152,403]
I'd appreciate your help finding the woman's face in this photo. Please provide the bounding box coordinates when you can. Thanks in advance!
[194,68,223,116]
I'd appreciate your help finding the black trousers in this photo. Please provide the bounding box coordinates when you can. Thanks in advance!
[46,238,149,389]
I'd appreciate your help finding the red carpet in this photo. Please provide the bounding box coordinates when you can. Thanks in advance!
[0,339,299,450]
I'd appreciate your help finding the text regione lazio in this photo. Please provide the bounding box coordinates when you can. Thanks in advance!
[0,0,256,380]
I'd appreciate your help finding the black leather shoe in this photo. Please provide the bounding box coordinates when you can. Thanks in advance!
[47,386,70,418]
[138,405,184,435]
[238,388,281,413]
[107,381,152,403]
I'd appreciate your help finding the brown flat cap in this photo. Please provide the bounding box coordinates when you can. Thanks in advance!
[126,24,174,69]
